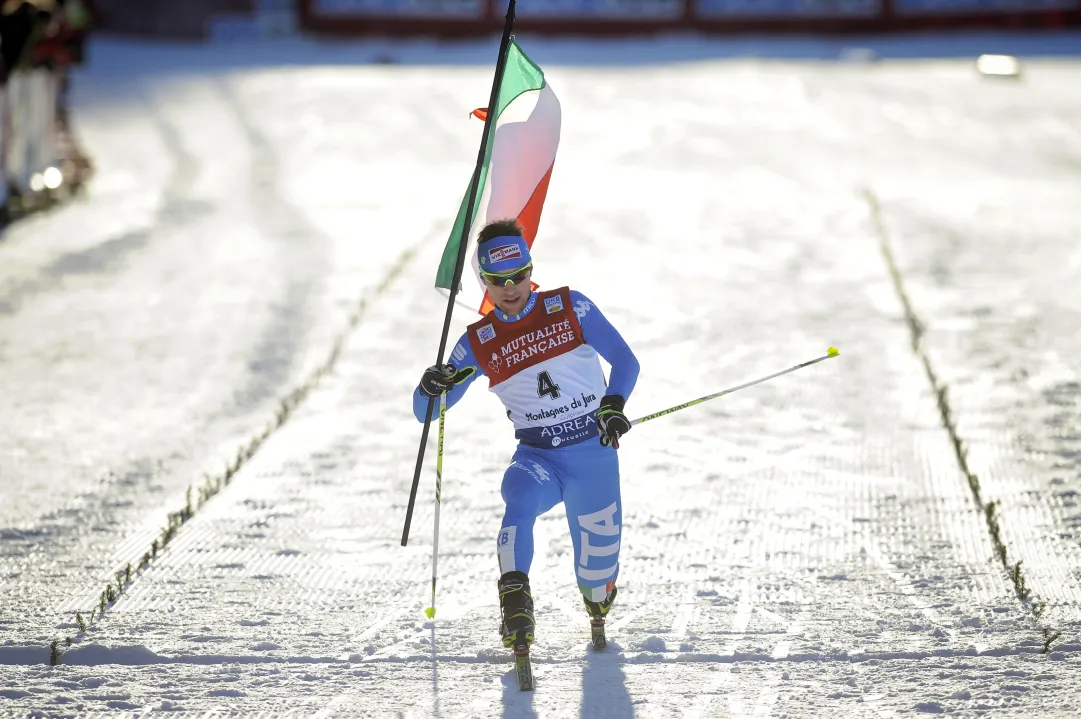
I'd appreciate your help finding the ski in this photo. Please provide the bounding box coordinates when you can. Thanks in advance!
[513,646,534,690]
[590,619,607,650]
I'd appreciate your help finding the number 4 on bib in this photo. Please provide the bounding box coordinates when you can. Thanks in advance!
[537,371,561,400]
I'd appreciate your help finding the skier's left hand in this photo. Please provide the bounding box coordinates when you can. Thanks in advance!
[597,394,631,449]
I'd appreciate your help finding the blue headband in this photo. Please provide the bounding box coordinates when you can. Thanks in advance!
[478,235,531,275]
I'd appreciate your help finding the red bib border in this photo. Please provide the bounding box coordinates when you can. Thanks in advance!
[467,287,584,387]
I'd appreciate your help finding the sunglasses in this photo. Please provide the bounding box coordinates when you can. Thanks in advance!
[481,264,532,287]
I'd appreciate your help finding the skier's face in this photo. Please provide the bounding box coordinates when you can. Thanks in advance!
[485,266,532,316]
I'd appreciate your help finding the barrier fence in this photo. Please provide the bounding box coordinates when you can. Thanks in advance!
[299,0,1081,35]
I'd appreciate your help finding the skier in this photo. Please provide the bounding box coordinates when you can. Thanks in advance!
[412,218,639,658]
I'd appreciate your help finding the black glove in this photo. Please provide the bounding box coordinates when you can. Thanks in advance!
[597,394,631,449]
[419,363,476,397]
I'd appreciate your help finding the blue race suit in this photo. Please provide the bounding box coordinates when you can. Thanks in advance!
[413,288,639,601]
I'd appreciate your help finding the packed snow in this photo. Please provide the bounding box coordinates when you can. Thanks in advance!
[1,32,1080,716]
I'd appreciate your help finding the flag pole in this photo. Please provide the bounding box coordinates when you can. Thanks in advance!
[401,0,518,547]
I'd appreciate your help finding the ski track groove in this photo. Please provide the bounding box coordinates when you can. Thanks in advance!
[0,83,210,625]
[49,236,424,652]
[867,187,1079,651]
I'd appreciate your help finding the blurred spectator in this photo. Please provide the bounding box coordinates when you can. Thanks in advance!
[0,0,94,219]
[0,1,52,78]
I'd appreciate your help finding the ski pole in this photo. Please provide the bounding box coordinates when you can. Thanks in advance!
[631,347,839,427]
[425,392,447,620]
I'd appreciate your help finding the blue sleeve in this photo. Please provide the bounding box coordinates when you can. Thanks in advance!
[570,290,640,401]
[412,331,486,422]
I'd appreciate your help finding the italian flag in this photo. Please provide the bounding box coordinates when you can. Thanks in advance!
[434,39,561,316]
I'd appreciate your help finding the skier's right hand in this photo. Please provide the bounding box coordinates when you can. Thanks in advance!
[597,394,631,449]
[419,363,476,397]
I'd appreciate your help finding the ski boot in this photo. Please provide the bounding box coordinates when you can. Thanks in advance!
[498,571,535,690]
[582,585,618,650]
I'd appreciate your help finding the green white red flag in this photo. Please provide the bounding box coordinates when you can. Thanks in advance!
[434,39,560,316]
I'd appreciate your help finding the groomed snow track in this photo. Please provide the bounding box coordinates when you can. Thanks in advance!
[1,35,1080,717]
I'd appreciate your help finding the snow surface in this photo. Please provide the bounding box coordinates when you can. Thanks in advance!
[1,33,1080,716]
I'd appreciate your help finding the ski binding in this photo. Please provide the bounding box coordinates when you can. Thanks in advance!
[590,619,607,650]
